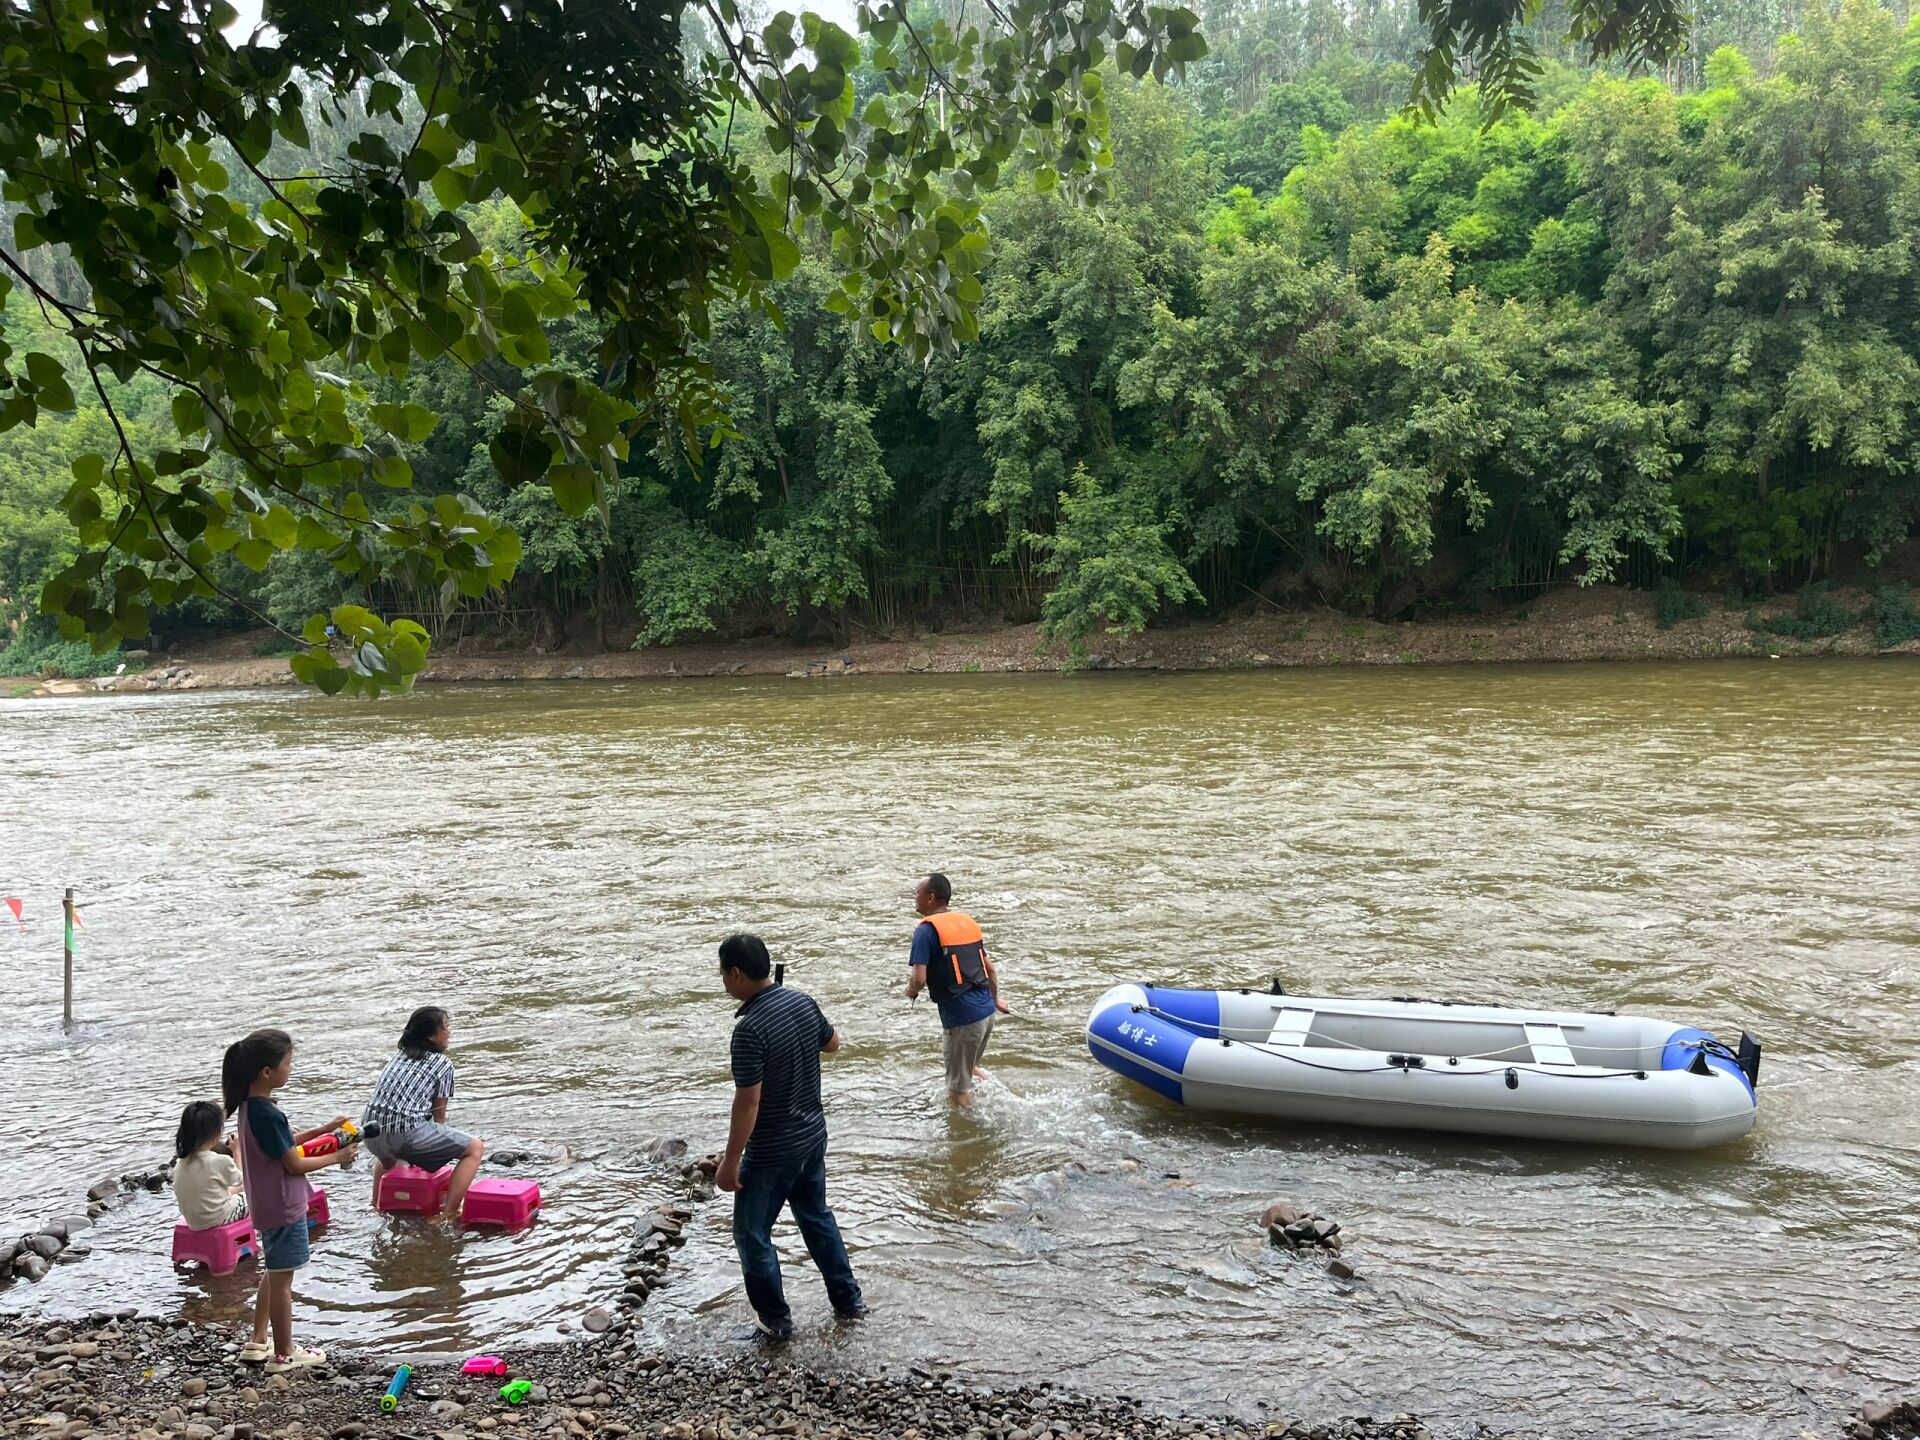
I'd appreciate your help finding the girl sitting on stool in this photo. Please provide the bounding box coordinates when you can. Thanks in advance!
[362,1006,484,1223]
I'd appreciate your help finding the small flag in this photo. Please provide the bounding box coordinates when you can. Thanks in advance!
[3,898,21,933]
[70,907,84,930]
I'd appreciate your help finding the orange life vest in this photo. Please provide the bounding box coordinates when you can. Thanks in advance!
[919,910,990,1004]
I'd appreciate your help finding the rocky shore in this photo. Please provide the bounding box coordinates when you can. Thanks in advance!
[0,1316,1437,1440]
[8,584,1916,700]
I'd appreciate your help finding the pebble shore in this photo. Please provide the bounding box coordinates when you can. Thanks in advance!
[0,1316,1441,1440]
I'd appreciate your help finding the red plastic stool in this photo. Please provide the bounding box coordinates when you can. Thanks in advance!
[461,1178,541,1229]
[171,1216,256,1275]
[374,1163,453,1214]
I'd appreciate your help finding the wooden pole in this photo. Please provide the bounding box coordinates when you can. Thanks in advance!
[62,887,73,1030]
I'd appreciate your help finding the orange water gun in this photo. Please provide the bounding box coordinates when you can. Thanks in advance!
[297,1120,380,1165]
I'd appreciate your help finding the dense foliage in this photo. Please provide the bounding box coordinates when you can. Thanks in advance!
[3,0,1918,668]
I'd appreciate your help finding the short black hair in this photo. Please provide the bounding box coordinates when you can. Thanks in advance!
[925,872,952,904]
[400,1006,450,1059]
[718,932,772,981]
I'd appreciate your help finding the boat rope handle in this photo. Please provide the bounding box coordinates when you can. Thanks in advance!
[1136,991,1740,1064]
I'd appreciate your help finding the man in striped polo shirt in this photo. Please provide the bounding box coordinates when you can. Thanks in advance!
[715,933,865,1340]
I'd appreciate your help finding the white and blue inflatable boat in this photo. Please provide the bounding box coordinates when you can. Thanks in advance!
[1087,984,1759,1149]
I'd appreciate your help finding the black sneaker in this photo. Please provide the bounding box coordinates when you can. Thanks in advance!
[833,1301,869,1322]
[753,1317,794,1344]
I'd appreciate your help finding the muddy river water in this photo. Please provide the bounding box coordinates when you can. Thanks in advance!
[2,662,1916,1438]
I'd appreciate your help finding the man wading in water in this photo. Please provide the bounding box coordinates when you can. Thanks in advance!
[906,873,1011,1108]
[715,933,865,1340]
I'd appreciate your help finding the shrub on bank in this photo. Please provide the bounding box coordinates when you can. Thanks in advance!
[1655,578,1708,630]
[1747,583,1860,641]
[1872,586,1920,648]
[0,632,141,679]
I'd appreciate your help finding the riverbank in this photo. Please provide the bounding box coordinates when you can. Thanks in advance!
[0,1316,1435,1440]
[7,585,1916,698]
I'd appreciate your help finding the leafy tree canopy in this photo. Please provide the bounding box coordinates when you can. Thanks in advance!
[0,0,1205,692]
[0,0,1857,689]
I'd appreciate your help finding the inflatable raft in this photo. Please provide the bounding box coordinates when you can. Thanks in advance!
[1086,984,1759,1149]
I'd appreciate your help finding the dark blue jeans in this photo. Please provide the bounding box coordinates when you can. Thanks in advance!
[732,1138,861,1332]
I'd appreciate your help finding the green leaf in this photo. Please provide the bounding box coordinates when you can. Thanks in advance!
[371,401,439,442]
[547,463,596,517]
[373,452,414,488]
[490,425,555,486]
[261,504,299,549]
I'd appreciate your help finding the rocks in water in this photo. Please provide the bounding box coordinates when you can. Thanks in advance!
[1259,1202,1302,1230]
[86,1179,120,1202]
[25,1232,65,1259]
[12,1252,51,1282]
[642,1136,688,1165]
[1262,1201,1352,1282]
[582,1308,613,1335]
[1263,1204,1342,1255]
[1856,1399,1920,1438]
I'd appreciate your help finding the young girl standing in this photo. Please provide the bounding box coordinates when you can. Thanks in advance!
[222,1028,358,1370]
[362,1006,485,1224]
[173,1101,246,1230]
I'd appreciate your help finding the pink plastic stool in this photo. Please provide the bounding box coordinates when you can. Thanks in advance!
[461,1178,541,1229]
[375,1163,452,1214]
[171,1215,256,1275]
[306,1187,330,1229]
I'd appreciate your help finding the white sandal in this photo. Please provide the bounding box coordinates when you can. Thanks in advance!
[237,1341,272,1364]
[263,1346,325,1373]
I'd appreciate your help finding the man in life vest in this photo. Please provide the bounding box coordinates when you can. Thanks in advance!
[904,872,1011,1107]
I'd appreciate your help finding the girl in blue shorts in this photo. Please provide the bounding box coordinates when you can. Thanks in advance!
[222,1028,359,1370]
[362,1006,485,1223]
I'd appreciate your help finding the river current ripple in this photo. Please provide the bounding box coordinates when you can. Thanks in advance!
[2,662,1916,1439]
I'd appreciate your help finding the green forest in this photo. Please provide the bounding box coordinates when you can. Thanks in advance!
[4,0,1919,674]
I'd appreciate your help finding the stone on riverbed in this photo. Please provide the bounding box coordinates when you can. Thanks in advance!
[1264,1204,1346,1256]
[1856,1399,1920,1437]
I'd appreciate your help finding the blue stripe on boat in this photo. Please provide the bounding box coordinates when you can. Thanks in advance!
[1661,1026,1756,1099]
[1087,1001,1196,1103]
[1140,986,1221,1034]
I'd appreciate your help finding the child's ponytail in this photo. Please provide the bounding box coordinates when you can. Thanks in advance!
[175,1100,224,1159]
[221,1029,293,1116]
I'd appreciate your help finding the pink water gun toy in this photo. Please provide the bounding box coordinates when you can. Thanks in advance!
[462,1356,508,1377]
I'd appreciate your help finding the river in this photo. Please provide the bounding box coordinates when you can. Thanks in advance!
[2,662,1916,1438]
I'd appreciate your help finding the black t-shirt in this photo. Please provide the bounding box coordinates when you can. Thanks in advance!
[730,984,834,1167]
